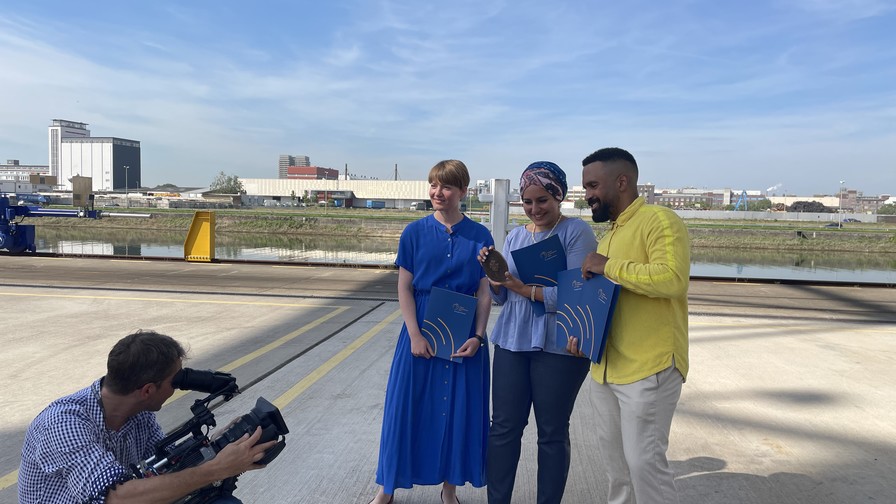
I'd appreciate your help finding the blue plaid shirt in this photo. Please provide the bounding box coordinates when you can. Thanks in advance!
[18,378,164,503]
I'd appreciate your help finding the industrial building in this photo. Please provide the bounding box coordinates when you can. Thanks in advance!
[0,159,49,182]
[48,119,141,192]
[278,154,310,178]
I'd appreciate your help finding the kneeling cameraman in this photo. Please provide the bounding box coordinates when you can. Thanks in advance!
[18,330,277,504]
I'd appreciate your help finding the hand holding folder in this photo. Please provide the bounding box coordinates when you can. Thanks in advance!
[421,287,478,363]
[556,269,620,363]
[511,234,567,315]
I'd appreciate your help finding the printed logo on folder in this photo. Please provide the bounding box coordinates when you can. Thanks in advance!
[511,234,567,316]
[556,269,620,363]
[421,287,478,363]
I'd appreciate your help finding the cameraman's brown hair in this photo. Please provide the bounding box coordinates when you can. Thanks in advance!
[105,330,187,394]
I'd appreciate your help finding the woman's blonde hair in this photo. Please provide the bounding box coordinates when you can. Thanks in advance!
[428,160,470,189]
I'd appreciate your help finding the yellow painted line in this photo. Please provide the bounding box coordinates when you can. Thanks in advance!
[9,292,343,309]
[273,309,402,409]
[2,306,390,491]
[165,306,351,404]
[167,390,190,404]
[0,470,18,491]
[220,307,350,372]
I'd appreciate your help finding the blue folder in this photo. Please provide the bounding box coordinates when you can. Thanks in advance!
[421,287,478,363]
[555,268,620,363]
[511,234,567,316]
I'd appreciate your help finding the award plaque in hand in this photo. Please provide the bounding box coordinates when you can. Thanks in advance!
[482,249,509,282]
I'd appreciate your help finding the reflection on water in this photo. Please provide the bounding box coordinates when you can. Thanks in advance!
[35,228,896,283]
[690,249,896,284]
[214,232,397,264]
[37,228,399,265]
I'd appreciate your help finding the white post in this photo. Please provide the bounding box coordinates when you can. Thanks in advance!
[490,179,511,253]
[838,180,845,228]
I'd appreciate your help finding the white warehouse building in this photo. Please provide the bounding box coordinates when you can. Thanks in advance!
[241,178,432,208]
[49,119,141,192]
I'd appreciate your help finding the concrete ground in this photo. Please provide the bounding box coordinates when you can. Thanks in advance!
[0,256,894,503]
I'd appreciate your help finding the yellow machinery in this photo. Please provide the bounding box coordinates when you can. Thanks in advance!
[184,211,215,262]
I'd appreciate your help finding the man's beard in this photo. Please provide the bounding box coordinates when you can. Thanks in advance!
[588,198,611,223]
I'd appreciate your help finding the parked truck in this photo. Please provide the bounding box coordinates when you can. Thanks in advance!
[409,201,433,210]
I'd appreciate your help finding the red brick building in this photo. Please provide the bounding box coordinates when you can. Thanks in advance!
[286,166,339,180]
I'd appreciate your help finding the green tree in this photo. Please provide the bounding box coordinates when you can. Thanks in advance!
[574,198,590,210]
[879,203,896,215]
[748,198,772,211]
[209,172,245,194]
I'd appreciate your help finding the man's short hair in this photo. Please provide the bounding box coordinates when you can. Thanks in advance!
[582,147,639,171]
[105,330,186,394]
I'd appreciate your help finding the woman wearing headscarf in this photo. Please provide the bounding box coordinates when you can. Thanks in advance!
[478,161,597,504]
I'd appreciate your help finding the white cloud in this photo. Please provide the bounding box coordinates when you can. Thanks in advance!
[0,2,894,195]
[786,0,895,19]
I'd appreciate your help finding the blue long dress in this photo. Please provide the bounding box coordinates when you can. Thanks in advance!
[376,213,494,493]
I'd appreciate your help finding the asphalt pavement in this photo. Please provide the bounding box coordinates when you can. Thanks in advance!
[0,256,894,503]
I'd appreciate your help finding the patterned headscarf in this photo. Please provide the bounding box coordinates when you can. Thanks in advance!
[519,161,568,202]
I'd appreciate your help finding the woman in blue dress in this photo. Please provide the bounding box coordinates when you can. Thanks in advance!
[369,160,494,504]
[479,161,596,504]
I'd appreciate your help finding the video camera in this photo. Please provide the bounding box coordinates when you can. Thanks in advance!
[130,368,289,503]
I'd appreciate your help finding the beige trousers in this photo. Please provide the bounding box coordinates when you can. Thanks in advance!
[589,363,683,504]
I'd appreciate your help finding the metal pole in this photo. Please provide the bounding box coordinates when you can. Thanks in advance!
[838,180,845,228]
[125,165,130,208]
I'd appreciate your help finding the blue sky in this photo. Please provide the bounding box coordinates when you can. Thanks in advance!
[1,0,894,195]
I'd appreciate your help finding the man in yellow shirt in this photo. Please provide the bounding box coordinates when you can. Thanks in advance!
[570,147,689,504]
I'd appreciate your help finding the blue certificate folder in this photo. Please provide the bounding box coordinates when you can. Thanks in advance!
[421,287,477,363]
[556,269,620,364]
[511,234,567,316]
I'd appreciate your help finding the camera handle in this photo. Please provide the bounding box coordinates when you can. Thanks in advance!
[152,400,213,459]
[152,382,239,461]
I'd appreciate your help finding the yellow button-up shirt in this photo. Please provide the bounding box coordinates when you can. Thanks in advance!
[591,197,690,385]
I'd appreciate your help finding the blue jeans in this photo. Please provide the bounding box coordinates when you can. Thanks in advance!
[487,346,590,504]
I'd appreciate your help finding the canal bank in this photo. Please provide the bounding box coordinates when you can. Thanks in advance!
[29,210,896,253]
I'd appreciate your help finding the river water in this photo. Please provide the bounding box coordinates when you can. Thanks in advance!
[33,228,896,285]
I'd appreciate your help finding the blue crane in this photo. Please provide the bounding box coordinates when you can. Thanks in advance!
[1,196,102,253]
[733,190,749,211]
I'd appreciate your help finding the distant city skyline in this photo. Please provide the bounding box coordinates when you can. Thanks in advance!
[1,1,894,195]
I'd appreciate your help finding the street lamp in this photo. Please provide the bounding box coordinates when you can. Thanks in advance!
[838,180,846,228]
[124,165,130,208]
